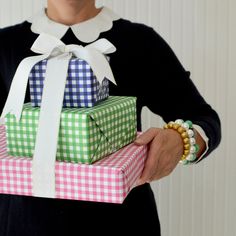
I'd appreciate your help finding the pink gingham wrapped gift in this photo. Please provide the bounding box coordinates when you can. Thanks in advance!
[0,126,147,204]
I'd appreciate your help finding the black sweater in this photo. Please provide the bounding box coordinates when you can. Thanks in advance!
[0,19,221,236]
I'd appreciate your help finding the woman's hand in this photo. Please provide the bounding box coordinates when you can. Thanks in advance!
[135,127,184,185]
[135,126,206,185]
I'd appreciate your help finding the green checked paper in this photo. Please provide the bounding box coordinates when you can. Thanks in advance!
[5,96,137,164]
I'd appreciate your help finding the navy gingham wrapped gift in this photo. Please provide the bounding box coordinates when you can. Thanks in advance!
[29,58,109,107]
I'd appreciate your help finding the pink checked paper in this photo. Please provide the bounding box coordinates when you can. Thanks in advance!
[0,126,147,204]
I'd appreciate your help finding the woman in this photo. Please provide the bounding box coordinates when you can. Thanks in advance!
[0,0,221,235]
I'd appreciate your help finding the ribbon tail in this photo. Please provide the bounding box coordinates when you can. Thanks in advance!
[1,54,50,121]
[86,49,117,85]
[0,117,5,125]
[32,53,71,198]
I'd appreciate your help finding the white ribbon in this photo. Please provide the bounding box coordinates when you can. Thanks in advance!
[32,54,71,198]
[1,33,116,122]
[1,33,117,198]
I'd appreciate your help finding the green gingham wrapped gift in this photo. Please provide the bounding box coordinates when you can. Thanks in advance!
[5,96,137,164]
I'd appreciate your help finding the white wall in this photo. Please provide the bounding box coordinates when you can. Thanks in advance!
[0,0,235,236]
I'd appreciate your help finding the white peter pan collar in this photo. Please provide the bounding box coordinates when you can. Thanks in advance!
[27,7,120,43]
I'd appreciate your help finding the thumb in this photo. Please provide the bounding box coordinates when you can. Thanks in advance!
[135,128,161,146]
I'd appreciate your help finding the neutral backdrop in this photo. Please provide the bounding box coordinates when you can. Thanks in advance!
[0,1,235,236]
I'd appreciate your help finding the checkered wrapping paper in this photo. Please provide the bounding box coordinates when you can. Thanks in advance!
[5,96,137,164]
[29,58,109,108]
[0,126,147,203]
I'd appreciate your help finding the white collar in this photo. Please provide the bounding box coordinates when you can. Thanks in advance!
[27,7,120,43]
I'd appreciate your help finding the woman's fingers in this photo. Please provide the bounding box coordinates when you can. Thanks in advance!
[136,128,183,185]
[135,127,160,145]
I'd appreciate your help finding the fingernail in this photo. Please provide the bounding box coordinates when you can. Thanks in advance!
[134,138,143,145]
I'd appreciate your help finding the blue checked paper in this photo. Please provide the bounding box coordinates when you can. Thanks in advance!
[29,58,109,108]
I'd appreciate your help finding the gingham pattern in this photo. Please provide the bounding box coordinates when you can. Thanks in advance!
[0,126,147,204]
[29,58,109,108]
[5,96,137,164]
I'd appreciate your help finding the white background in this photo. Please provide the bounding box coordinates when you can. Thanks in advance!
[0,0,235,235]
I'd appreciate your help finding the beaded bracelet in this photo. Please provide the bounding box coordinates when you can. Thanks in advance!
[163,119,199,165]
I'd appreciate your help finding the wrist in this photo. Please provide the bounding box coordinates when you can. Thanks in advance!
[165,128,184,158]
[164,119,200,165]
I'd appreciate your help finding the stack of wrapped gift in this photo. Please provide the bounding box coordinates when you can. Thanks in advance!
[0,34,147,203]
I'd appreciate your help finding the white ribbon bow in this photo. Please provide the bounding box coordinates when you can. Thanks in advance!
[1,33,117,198]
[1,33,116,121]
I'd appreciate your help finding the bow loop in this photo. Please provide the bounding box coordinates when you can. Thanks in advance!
[31,33,65,54]
[88,38,116,54]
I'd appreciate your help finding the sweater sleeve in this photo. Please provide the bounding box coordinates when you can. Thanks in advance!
[0,35,7,114]
[0,22,35,114]
[0,74,7,114]
[141,27,221,161]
